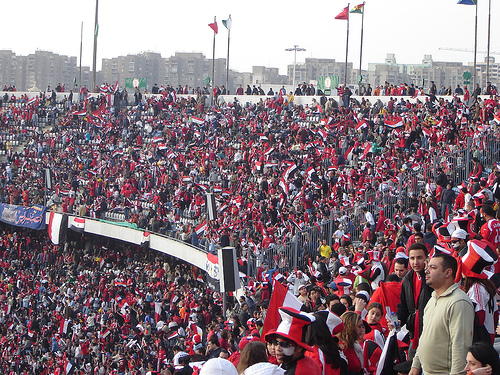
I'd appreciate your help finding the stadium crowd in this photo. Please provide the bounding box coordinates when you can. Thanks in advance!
[0,82,499,374]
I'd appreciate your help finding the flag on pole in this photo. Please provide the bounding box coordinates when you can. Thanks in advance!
[208,21,218,34]
[350,3,365,13]
[260,280,303,341]
[457,0,476,4]
[222,15,232,30]
[335,6,349,20]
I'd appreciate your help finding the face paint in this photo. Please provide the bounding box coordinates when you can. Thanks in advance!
[281,345,295,356]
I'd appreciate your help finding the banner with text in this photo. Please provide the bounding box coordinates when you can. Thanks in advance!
[0,203,46,230]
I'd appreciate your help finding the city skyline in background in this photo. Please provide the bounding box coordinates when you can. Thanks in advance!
[2,0,499,77]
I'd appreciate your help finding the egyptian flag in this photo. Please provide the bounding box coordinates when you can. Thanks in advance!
[279,177,289,196]
[48,212,67,245]
[141,232,150,248]
[344,145,354,160]
[260,279,303,342]
[59,318,69,334]
[195,221,207,235]
[27,97,37,106]
[70,217,85,233]
[360,143,372,160]
[192,116,204,125]
[375,330,402,375]
[384,117,404,129]
[355,119,368,131]
[283,162,297,180]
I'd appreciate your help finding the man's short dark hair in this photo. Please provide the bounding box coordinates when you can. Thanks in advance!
[386,274,400,282]
[481,204,495,217]
[209,335,220,346]
[414,232,424,240]
[408,242,428,256]
[395,257,409,268]
[326,294,340,304]
[434,253,458,277]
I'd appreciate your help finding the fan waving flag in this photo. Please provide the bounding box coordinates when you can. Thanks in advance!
[209,21,218,34]
[335,6,349,20]
[384,117,404,129]
[350,3,365,13]
[458,0,476,4]
[260,279,302,341]
[222,15,232,30]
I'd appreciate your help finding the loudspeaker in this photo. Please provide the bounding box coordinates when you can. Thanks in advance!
[218,247,241,293]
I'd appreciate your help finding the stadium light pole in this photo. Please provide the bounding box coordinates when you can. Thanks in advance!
[285,45,306,93]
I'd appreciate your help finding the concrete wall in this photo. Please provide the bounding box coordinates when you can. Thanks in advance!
[65,216,209,273]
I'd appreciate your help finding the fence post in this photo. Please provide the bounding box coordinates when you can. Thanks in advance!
[328,209,334,247]
[433,155,437,179]
[466,137,471,179]
[293,238,298,271]
[398,175,403,201]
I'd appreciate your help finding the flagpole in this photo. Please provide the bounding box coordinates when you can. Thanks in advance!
[486,0,491,83]
[92,0,99,92]
[226,19,230,95]
[79,21,83,90]
[211,16,216,106]
[358,2,365,94]
[473,1,478,91]
[344,3,350,85]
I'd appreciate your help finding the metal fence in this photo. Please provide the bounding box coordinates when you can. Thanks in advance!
[246,128,500,276]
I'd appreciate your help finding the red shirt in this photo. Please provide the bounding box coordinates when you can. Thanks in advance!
[481,218,500,249]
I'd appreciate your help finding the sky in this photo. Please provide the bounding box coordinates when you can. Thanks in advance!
[3,0,499,75]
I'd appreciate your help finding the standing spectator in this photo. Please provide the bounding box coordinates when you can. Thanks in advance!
[409,254,474,375]
[397,243,432,362]
[440,183,455,219]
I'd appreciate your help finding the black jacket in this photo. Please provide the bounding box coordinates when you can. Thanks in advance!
[397,269,432,339]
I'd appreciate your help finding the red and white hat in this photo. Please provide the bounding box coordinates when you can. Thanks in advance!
[314,310,344,335]
[462,240,498,279]
[433,222,455,242]
[340,256,352,267]
[367,250,381,262]
[265,307,315,351]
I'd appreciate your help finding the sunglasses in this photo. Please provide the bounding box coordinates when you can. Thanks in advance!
[272,340,294,348]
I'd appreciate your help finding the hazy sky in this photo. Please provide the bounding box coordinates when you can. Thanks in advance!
[4,0,498,74]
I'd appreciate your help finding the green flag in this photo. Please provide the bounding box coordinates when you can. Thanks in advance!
[94,22,99,36]
[350,3,364,13]
[222,15,232,30]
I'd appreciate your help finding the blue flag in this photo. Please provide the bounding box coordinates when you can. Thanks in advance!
[458,0,477,4]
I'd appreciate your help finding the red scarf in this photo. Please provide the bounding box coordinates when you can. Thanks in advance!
[412,272,422,347]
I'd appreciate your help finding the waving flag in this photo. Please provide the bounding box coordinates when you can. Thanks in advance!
[335,6,349,20]
[384,118,404,129]
[355,119,368,131]
[350,3,365,13]
[208,21,218,34]
[458,0,476,4]
[222,15,232,30]
[260,280,303,342]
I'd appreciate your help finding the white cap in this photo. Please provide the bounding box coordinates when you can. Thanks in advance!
[451,228,468,240]
[200,358,238,375]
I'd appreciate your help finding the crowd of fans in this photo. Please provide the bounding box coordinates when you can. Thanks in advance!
[0,82,500,373]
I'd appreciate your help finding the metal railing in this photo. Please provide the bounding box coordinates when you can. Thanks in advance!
[246,128,500,276]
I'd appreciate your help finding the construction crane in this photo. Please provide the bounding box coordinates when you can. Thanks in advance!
[439,47,500,55]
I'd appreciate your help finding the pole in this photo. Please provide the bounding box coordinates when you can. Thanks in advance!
[487,0,491,84]
[358,2,365,94]
[79,22,83,89]
[285,46,306,94]
[92,0,99,92]
[211,16,216,106]
[293,48,297,93]
[472,1,478,91]
[226,16,231,95]
[345,3,350,85]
